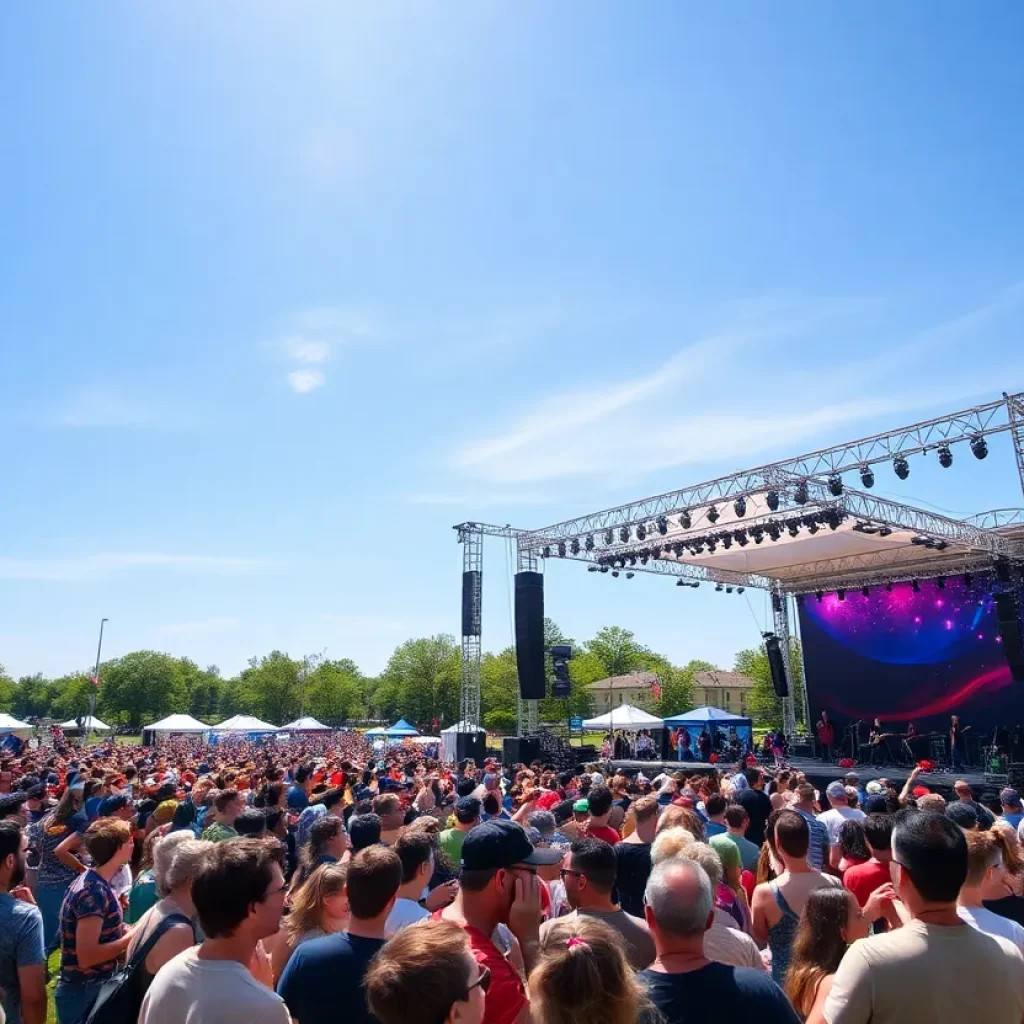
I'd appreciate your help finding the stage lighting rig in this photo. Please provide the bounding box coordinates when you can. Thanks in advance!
[587,565,598,572]
[721,534,733,549]
[893,456,910,480]
[766,490,780,511]
[964,572,974,588]
[570,538,580,555]
[860,465,875,488]
[543,546,551,558]
[885,581,893,592]
[585,535,595,551]
[878,526,893,537]
[816,590,824,602]
[861,586,870,598]
[707,506,720,524]
[912,580,920,592]
[751,525,765,544]
[807,520,819,535]
[734,497,747,518]
[838,589,846,601]
[611,570,619,578]
[937,445,953,468]
[619,526,630,543]
[636,523,647,541]
[794,481,809,504]
[706,538,717,553]
[650,545,662,559]
[604,529,614,545]
[971,434,988,459]
[827,473,844,496]
[626,572,635,579]
[558,541,566,557]
[936,577,946,589]
[787,521,800,537]
[600,565,609,573]
[657,515,669,536]
[679,511,692,529]
[716,583,724,592]
[767,522,782,541]
[737,586,745,594]
[735,531,749,547]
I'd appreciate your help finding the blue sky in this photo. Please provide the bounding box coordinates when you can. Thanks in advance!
[1,2,1023,681]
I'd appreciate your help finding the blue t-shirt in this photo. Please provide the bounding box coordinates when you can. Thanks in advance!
[639,963,800,1024]
[705,821,728,838]
[0,893,45,1024]
[1002,811,1024,830]
[277,932,385,1024]
[85,796,104,820]
[286,785,310,811]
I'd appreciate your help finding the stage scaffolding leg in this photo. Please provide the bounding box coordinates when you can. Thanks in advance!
[459,526,483,727]
[772,584,798,741]
[517,542,539,735]
[1007,392,1024,500]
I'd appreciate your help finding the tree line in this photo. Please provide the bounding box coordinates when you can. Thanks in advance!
[0,623,804,732]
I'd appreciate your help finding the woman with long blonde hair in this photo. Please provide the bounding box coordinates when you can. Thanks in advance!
[270,861,349,981]
[529,916,650,1024]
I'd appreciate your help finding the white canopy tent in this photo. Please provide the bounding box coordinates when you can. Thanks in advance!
[145,713,210,734]
[280,716,331,731]
[581,704,663,731]
[0,713,32,734]
[60,716,111,732]
[212,714,278,732]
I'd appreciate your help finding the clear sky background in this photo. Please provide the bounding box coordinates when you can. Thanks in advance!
[1,2,1023,680]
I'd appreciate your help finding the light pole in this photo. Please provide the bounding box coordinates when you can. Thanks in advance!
[88,618,108,742]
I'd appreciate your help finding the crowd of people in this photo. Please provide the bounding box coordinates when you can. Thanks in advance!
[2,732,1024,1023]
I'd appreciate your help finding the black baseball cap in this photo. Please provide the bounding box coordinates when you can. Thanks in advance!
[461,819,562,870]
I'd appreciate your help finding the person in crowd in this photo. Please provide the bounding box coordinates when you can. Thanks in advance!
[55,817,136,1024]
[365,918,487,1024]
[790,784,829,871]
[581,786,620,846]
[811,813,1024,1024]
[139,838,289,1024]
[982,821,1024,924]
[834,820,870,873]
[752,810,842,985]
[708,834,754,928]
[734,769,772,847]
[271,862,349,981]
[348,812,382,853]
[0,820,46,1024]
[235,807,268,838]
[543,837,654,969]
[125,827,166,925]
[842,814,896,924]
[296,787,346,850]
[28,785,87,951]
[724,804,761,873]
[952,780,995,828]
[199,788,243,843]
[703,792,728,837]
[816,782,865,864]
[785,886,876,1020]
[286,766,313,812]
[293,815,348,888]
[957,828,1024,952]
[386,829,435,936]
[127,837,209,1003]
[372,793,406,846]
[277,845,403,1024]
[639,857,800,1022]
[440,819,561,1024]
[531,915,651,1024]
[614,794,657,918]
[441,797,482,865]
[999,787,1024,830]
[946,800,979,831]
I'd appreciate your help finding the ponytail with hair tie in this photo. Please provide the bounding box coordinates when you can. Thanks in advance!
[566,937,590,951]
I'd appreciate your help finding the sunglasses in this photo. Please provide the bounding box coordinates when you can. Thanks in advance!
[559,868,584,880]
[467,965,491,995]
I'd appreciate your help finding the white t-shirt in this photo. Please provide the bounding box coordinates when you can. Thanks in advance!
[958,904,1024,954]
[703,922,764,970]
[385,897,430,937]
[139,947,290,1024]
[817,806,866,847]
[823,919,1024,1024]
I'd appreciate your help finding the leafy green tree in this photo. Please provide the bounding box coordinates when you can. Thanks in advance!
[50,673,96,723]
[12,673,52,719]
[484,709,517,733]
[235,652,303,724]
[377,636,461,729]
[481,647,519,723]
[585,626,649,677]
[303,659,366,725]
[735,640,805,728]
[97,651,184,729]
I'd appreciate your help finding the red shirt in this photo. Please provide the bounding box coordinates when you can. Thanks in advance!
[585,823,621,845]
[459,923,526,1024]
[843,857,891,910]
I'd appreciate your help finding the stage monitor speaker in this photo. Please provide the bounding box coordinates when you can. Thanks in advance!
[515,572,546,699]
[764,632,790,697]
[575,745,597,766]
[995,593,1024,683]
[455,731,487,765]
[461,570,482,637]
[503,736,541,765]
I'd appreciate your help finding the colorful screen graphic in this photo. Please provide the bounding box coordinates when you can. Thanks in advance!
[798,576,1023,734]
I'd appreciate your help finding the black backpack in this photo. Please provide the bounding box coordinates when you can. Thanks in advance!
[85,912,192,1024]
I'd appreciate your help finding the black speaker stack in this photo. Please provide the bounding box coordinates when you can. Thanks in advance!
[455,731,487,765]
[503,736,541,766]
[764,632,789,697]
[515,572,546,699]
[995,592,1024,683]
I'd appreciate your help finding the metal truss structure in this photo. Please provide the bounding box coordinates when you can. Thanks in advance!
[457,391,1024,737]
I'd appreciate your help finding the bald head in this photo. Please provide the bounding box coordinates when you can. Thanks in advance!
[644,858,713,939]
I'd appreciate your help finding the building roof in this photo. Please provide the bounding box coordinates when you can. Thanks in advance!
[587,672,659,691]
[693,670,755,690]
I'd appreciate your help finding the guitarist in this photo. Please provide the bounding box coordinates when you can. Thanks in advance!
[868,718,887,766]
[950,714,970,770]
[816,710,835,762]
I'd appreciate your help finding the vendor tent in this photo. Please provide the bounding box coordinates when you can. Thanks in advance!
[213,714,278,732]
[581,705,664,731]
[280,716,330,731]
[385,718,420,737]
[60,716,111,732]
[0,713,32,733]
[662,706,753,755]
[145,714,210,733]
[363,726,388,736]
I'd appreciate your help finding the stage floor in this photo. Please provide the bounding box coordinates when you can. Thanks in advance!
[608,755,1006,796]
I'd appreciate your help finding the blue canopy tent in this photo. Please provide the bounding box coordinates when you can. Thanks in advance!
[662,706,753,761]
[385,718,420,738]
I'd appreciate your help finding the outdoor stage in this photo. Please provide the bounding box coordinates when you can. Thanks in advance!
[608,756,1005,797]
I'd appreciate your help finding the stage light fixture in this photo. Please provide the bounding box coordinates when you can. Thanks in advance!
[676,578,685,586]
[716,583,724,592]
[861,586,870,598]
[794,482,809,504]
[971,435,988,460]
[878,527,893,537]
[860,465,875,488]
[680,511,692,529]
[827,473,844,496]
[636,524,647,541]
[611,570,619,578]
[706,538,717,553]
[587,565,598,572]
[787,521,800,537]
[767,522,782,541]
[672,543,685,557]
[816,590,824,603]
[651,545,662,559]
[604,529,614,545]
[964,572,974,588]
[885,581,893,592]
[767,491,780,511]
[707,506,720,524]
[542,546,551,558]
[737,586,745,594]
[807,521,819,535]
[628,555,637,566]
[558,541,566,557]
[912,580,920,593]
[626,572,635,579]
[893,456,910,480]
[619,526,630,543]
[722,534,733,549]
[837,589,846,601]
[584,535,595,551]
[657,516,668,536]
[734,497,747,518]
[937,445,953,468]
[600,565,609,573]
[752,526,765,544]
[936,577,946,589]
[570,539,580,555]
[935,540,949,551]
[641,554,650,565]
[735,531,749,547]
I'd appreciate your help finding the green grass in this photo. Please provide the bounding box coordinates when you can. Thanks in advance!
[46,949,58,1024]
[114,734,142,745]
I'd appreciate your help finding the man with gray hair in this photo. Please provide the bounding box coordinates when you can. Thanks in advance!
[639,858,799,1023]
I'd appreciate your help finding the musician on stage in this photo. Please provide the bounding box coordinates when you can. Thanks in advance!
[950,714,968,770]
[816,710,835,762]
[905,721,917,741]
[868,717,887,766]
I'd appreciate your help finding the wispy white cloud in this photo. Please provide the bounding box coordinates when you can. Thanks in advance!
[155,617,241,637]
[287,369,326,394]
[0,553,277,582]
